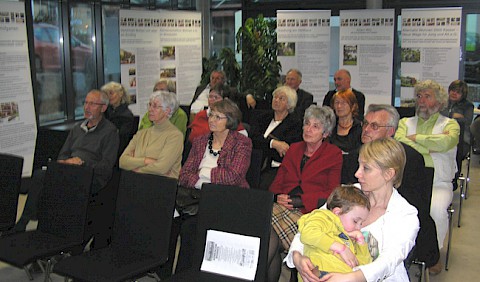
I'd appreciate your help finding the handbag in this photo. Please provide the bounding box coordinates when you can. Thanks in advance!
[175,185,201,216]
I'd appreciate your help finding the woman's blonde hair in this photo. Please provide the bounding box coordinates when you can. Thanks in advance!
[101,82,130,104]
[359,138,406,188]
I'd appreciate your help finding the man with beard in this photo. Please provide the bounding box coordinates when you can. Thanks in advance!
[10,89,119,232]
[395,80,459,254]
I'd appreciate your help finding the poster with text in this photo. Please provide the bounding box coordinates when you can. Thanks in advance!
[119,9,201,116]
[0,1,37,176]
[400,8,462,105]
[277,10,331,104]
[340,9,395,108]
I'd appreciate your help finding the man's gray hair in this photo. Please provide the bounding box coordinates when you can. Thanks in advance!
[366,104,400,130]
[414,80,448,110]
[303,105,336,136]
[149,90,178,118]
[287,68,302,79]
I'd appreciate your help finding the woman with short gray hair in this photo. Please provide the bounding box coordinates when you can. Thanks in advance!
[119,90,183,178]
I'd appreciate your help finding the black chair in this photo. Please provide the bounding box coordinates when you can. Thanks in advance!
[395,107,416,118]
[53,170,177,282]
[455,119,472,227]
[246,149,263,189]
[166,184,274,282]
[0,153,23,234]
[0,162,93,281]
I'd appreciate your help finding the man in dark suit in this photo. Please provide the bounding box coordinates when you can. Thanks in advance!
[342,104,442,275]
[246,68,313,118]
[323,68,365,120]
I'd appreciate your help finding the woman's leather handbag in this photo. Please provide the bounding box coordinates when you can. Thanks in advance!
[175,186,201,216]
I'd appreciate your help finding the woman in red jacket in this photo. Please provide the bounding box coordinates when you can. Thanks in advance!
[267,105,343,282]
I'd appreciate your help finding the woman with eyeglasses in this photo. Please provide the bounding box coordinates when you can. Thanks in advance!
[119,90,183,178]
[266,105,342,282]
[249,85,303,190]
[329,89,362,153]
[137,78,188,138]
[188,83,247,142]
[101,81,135,155]
[175,98,252,274]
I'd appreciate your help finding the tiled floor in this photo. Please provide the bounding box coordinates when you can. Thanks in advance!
[1,154,479,281]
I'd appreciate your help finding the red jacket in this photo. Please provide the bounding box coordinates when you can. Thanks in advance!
[269,141,342,213]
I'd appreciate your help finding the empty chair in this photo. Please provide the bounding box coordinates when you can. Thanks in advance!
[0,162,93,280]
[166,184,274,282]
[53,170,177,282]
[0,153,23,234]
[246,149,263,189]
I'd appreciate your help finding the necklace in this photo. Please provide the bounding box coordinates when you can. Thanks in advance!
[208,133,221,156]
[338,119,353,129]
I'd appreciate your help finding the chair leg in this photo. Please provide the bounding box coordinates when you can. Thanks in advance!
[445,204,454,271]
[464,153,471,200]
[23,265,34,281]
[458,176,466,227]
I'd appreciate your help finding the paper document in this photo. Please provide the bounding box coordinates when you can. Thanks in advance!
[200,229,260,281]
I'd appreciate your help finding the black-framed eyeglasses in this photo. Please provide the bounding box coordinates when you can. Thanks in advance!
[361,120,392,131]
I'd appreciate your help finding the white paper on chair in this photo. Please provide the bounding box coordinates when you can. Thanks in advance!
[200,229,260,281]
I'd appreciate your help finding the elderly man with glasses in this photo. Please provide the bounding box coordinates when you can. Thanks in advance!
[9,89,119,233]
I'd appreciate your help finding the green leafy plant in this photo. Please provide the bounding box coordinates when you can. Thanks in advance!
[200,48,241,90]
[236,15,281,99]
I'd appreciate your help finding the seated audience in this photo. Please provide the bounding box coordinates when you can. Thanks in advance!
[328,89,362,153]
[119,91,183,178]
[267,105,342,282]
[249,85,303,189]
[189,83,246,142]
[138,78,188,137]
[101,82,135,155]
[11,89,119,232]
[175,99,252,273]
[297,185,372,280]
[287,138,419,282]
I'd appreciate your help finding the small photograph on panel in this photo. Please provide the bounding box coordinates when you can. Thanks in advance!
[120,49,135,64]
[129,68,136,76]
[401,48,421,63]
[0,102,19,123]
[277,42,295,56]
[400,74,418,88]
[343,45,357,66]
[161,46,176,60]
[160,67,176,78]
[129,76,136,87]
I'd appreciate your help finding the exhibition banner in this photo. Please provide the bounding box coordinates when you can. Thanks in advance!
[339,9,395,107]
[0,1,36,176]
[400,7,462,105]
[119,9,202,116]
[277,10,331,103]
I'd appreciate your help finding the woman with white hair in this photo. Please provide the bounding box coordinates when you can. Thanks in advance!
[119,91,183,178]
[250,85,303,189]
[101,81,135,154]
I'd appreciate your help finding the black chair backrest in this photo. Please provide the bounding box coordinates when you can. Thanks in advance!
[37,162,93,242]
[246,149,263,189]
[110,170,177,258]
[0,153,23,231]
[193,184,273,281]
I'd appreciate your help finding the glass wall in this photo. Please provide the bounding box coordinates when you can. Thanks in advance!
[70,3,97,118]
[31,0,65,124]
[465,14,480,105]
